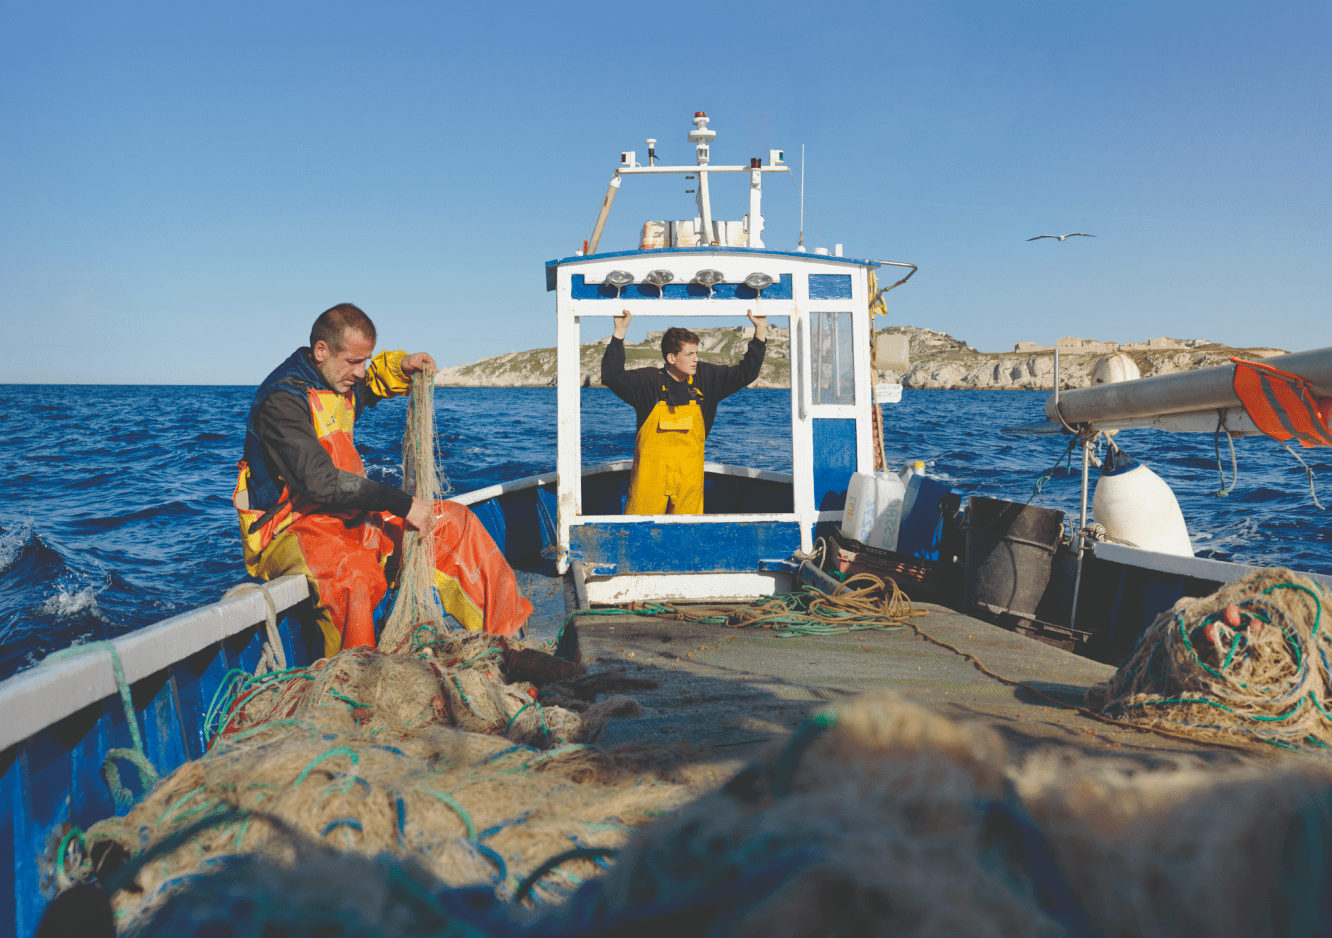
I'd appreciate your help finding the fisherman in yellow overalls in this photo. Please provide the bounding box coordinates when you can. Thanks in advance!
[600,309,768,514]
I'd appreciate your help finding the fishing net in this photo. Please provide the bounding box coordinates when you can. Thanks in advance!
[1085,567,1332,752]
[1019,750,1332,938]
[54,689,1332,938]
[380,370,449,654]
[579,691,1075,938]
[585,691,1332,938]
[210,634,635,750]
[59,639,724,932]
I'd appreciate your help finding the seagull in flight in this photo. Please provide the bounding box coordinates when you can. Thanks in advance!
[1027,232,1096,241]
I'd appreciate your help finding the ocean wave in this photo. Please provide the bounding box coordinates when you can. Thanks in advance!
[0,521,33,573]
[38,585,104,620]
[65,500,204,534]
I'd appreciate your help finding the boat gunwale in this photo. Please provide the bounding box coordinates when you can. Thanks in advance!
[0,575,309,753]
[447,460,793,507]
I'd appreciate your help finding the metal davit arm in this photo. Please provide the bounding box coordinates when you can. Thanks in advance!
[1045,346,1332,426]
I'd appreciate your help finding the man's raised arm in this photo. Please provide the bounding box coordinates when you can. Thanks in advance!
[600,310,631,388]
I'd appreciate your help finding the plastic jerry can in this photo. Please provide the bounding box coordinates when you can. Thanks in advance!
[841,471,906,550]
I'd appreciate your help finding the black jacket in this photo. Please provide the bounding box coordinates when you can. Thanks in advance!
[247,348,413,518]
[600,337,767,435]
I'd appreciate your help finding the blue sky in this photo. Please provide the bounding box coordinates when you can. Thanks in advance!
[2,0,1326,383]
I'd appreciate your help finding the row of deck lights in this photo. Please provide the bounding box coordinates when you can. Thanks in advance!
[602,269,774,297]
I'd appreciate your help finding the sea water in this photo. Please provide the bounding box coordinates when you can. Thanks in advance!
[1,385,1328,679]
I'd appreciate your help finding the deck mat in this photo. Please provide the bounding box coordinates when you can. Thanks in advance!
[566,603,1275,770]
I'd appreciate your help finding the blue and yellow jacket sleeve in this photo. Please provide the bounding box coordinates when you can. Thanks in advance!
[362,350,411,406]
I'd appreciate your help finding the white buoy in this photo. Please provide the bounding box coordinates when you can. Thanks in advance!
[1090,353,1141,386]
[1092,445,1194,557]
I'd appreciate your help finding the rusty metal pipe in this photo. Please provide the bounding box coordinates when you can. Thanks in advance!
[587,176,620,256]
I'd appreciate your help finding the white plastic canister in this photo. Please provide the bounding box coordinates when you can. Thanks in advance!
[840,471,907,551]
[1092,445,1194,557]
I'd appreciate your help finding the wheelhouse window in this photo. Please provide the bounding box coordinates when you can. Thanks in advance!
[812,311,855,406]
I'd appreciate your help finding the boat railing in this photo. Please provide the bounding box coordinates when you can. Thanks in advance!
[1,574,314,937]
[0,575,309,753]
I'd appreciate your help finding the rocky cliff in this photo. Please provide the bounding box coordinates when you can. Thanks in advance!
[434,324,1287,391]
[434,326,791,389]
[876,326,1288,390]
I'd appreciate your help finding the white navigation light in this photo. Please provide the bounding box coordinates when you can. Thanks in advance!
[689,111,715,167]
[687,112,716,144]
[693,269,724,286]
[743,272,774,290]
[603,270,634,288]
[644,269,675,286]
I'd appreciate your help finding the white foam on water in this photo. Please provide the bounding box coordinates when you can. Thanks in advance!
[1219,517,1261,544]
[0,520,34,573]
[39,585,104,620]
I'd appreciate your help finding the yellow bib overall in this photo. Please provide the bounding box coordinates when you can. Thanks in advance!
[625,376,706,515]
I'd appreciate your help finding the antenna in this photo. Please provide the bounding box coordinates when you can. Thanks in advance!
[798,144,806,251]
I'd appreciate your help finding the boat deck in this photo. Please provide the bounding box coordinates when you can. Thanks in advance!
[563,603,1269,771]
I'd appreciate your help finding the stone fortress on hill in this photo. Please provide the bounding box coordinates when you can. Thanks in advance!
[1013,336,1217,353]
[432,325,1287,392]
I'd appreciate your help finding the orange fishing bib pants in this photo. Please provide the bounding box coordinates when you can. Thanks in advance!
[234,386,532,657]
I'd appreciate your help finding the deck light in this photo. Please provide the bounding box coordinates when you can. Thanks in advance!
[644,269,674,297]
[743,272,774,291]
[692,269,725,298]
[603,270,634,288]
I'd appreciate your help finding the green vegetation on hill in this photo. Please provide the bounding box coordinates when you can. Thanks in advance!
[433,324,1286,390]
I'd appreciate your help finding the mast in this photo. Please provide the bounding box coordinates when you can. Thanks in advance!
[798,145,806,252]
[688,112,716,244]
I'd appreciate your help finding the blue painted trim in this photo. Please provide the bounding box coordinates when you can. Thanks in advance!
[812,418,857,512]
[808,274,853,300]
[570,273,793,301]
[547,247,881,268]
[569,521,801,574]
[1,747,17,938]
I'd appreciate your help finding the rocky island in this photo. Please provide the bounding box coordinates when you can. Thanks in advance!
[433,326,1287,391]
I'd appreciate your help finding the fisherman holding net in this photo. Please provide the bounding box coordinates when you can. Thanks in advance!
[601,309,767,514]
[233,303,532,656]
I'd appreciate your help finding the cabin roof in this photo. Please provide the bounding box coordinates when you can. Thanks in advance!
[545,246,882,269]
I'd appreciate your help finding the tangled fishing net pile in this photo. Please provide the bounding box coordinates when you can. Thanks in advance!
[66,690,1332,938]
[57,632,724,932]
[1086,567,1332,752]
